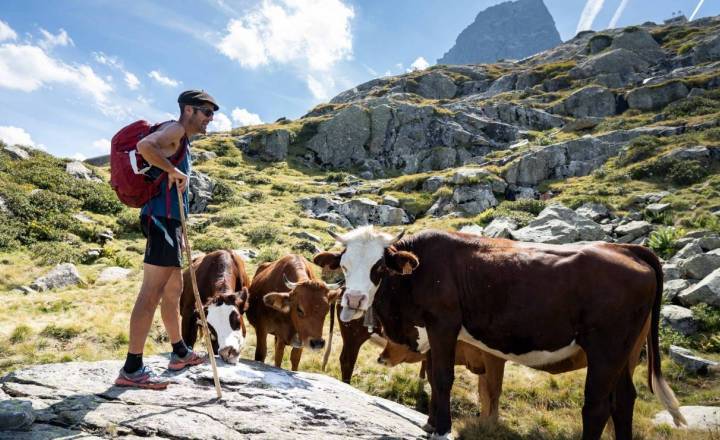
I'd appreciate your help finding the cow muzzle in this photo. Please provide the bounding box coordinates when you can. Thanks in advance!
[377,355,388,366]
[344,290,366,310]
[219,346,240,364]
[309,338,325,351]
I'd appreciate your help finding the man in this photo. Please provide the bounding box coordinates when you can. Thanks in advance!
[114,90,218,389]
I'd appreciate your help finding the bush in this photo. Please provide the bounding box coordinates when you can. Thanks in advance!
[0,214,23,250]
[212,180,234,203]
[246,224,280,245]
[668,160,708,185]
[79,183,123,214]
[647,227,684,259]
[40,324,82,341]
[254,245,281,263]
[616,136,663,167]
[192,235,238,253]
[245,189,265,202]
[115,208,142,234]
[498,199,546,216]
[691,304,720,333]
[30,242,85,265]
[664,96,720,118]
[10,325,32,344]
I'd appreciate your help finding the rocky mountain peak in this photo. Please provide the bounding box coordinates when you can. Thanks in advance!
[438,0,562,65]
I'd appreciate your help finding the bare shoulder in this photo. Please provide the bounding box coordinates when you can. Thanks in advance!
[139,121,186,156]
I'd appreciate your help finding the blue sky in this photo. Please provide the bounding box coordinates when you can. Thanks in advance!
[0,0,718,159]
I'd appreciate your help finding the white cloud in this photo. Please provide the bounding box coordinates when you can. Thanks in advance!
[148,70,180,87]
[92,138,111,153]
[576,0,605,34]
[231,107,262,126]
[608,0,630,28]
[216,0,354,71]
[93,51,122,69]
[0,125,35,146]
[0,44,112,104]
[0,20,17,42]
[72,152,86,161]
[407,56,429,72]
[208,112,232,132]
[124,72,140,90]
[39,28,74,50]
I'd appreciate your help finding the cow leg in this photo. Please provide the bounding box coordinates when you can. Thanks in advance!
[254,325,268,363]
[478,355,505,421]
[274,338,286,368]
[423,352,436,433]
[581,350,626,440]
[609,365,636,440]
[290,347,303,371]
[338,330,368,383]
[181,306,197,350]
[427,330,458,437]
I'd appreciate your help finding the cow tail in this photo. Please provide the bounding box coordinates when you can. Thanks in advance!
[322,301,335,372]
[630,245,686,427]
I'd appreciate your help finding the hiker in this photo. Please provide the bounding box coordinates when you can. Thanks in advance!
[114,90,218,389]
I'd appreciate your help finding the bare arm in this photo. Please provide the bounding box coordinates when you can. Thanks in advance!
[137,122,189,192]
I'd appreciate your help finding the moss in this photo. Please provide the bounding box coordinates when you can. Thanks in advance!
[677,42,696,55]
[532,61,576,80]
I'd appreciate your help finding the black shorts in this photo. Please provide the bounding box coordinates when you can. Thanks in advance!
[140,215,184,267]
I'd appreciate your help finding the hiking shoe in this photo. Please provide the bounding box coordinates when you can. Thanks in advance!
[168,350,207,371]
[114,365,170,390]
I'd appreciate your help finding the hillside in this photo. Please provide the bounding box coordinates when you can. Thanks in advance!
[1,15,720,439]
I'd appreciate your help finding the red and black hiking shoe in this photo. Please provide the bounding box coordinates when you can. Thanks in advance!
[168,350,207,371]
[114,365,170,390]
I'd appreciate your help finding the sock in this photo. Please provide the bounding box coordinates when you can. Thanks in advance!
[123,352,143,374]
[172,340,189,358]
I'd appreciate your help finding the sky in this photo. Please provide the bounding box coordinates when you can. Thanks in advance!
[0,0,718,160]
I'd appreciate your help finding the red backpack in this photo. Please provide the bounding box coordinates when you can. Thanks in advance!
[109,120,186,208]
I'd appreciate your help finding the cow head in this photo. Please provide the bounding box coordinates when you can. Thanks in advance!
[376,336,425,367]
[263,277,342,351]
[202,287,249,364]
[314,226,419,322]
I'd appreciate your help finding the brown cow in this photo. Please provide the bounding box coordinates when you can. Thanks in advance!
[315,227,685,439]
[247,254,341,371]
[376,319,650,422]
[180,249,251,364]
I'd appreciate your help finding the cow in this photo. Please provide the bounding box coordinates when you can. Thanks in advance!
[314,227,685,440]
[180,249,251,364]
[375,318,650,422]
[247,254,342,371]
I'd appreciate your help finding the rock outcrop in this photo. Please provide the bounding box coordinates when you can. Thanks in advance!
[0,357,427,439]
[438,0,561,65]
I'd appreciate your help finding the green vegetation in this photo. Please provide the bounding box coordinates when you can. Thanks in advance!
[648,227,685,259]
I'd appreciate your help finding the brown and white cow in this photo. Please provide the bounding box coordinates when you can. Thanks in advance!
[180,249,251,364]
[315,227,685,439]
[247,254,341,371]
[375,318,650,423]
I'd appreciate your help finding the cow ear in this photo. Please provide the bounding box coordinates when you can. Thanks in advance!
[327,288,342,303]
[313,252,342,270]
[236,287,250,312]
[384,250,419,276]
[263,292,292,313]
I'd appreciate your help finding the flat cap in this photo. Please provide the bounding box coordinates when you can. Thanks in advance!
[177,89,219,111]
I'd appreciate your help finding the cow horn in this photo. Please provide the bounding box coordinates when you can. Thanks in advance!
[283,274,300,290]
[328,228,343,243]
[325,280,344,290]
[368,334,388,348]
[392,229,406,243]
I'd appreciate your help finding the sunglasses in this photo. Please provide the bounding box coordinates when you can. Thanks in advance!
[192,106,214,117]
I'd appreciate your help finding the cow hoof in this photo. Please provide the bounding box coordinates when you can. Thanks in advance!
[429,432,453,440]
[421,423,434,433]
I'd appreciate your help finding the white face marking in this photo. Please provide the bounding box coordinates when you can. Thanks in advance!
[337,227,396,322]
[458,326,580,367]
[206,303,244,360]
[415,326,430,354]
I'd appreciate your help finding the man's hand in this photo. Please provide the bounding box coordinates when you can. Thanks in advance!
[168,167,188,192]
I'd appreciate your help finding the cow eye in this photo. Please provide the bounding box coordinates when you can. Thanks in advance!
[296,305,305,317]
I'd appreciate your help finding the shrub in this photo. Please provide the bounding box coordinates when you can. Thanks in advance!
[79,183,123,214]
[0,214,23,250]
[245,189,265,202]
[498,199,546,216]
[664,96,720,118]
[668,160,708,185]
[212,180,234,203]
[30,241,85,265]
[115,208,142,234]
[255,245,282,263]
[218,157,242,167]
[647,227,685,259]
[691,304,720,333]
[475,206,535,228]
[193,235,239,253]
[616,136,663,167]
[246,224,280,245]
[703,128,720,143]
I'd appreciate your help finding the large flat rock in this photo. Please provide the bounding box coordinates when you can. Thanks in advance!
[0,356,426,439]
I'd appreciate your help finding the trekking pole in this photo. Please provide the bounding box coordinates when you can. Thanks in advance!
[176,184,222,399]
